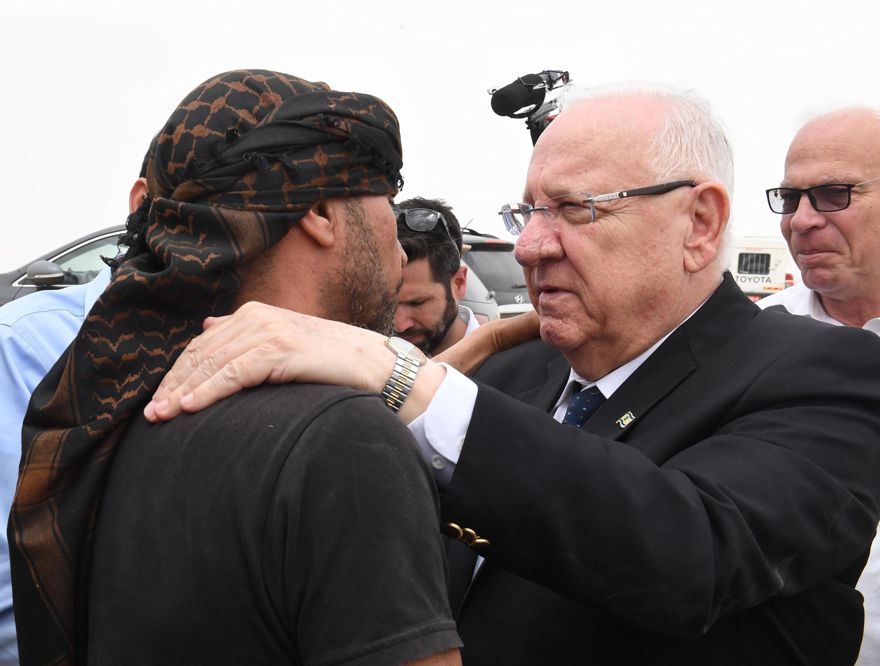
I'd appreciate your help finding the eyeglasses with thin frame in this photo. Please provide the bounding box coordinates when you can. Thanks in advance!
[498,180,697,236]
[393,207,461,255]
[765,178,880,215]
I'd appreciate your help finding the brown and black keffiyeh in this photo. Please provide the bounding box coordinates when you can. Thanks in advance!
[8,69,403,666]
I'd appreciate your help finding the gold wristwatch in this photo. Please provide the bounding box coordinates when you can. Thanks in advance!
[381,337,427,413]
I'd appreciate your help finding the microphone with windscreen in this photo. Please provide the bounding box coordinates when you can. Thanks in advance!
[488,70,570,144]
[490,74,548,118]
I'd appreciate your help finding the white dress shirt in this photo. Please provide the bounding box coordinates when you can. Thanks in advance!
[409,315,682,487]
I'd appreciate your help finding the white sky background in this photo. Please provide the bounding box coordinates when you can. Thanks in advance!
[1,0,878,271]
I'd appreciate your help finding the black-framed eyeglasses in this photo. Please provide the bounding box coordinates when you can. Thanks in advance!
[393,207,461,255]
[498,180,697,235]
[765,178,880,215]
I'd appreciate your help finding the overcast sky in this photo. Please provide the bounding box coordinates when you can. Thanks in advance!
[2,0,878,271]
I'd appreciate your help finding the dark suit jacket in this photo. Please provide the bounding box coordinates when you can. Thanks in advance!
[442,273,880,665]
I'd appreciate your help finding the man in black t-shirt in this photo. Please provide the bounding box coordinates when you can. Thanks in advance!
[90,383,457,665]
[10,70,461,666]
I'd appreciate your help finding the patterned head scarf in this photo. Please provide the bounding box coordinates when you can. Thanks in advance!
[9,69,403,666]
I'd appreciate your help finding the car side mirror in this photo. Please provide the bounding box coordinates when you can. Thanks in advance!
[26,260,65,287]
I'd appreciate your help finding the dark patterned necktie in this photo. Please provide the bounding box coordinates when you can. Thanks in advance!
[561,384,605,428]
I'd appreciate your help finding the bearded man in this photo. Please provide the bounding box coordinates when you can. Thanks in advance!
[9,70,461,666]
[393,197,478,355]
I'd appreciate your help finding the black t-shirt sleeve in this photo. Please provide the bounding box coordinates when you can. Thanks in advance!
[263,392,461,666]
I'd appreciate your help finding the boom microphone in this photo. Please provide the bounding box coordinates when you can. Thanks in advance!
[490,74,547,117]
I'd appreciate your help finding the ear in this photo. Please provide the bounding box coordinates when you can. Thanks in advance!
[683,181,729,274]
[128,177,148,214]
[298,201,337,248]
[451,264,468,300]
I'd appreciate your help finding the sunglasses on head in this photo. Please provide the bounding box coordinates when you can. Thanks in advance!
[393,207,460,254]
[765,178,880,215]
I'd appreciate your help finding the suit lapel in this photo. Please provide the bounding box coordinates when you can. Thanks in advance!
[455,274,758,621]
[583,330,698,440]
[502,333,699,442]
[582,272,757,440]
[514,353,570,412]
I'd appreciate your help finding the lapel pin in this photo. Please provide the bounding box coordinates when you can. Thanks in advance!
[616,411,636,428]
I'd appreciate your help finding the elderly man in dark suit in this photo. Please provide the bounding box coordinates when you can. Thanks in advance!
[144,84,880,666]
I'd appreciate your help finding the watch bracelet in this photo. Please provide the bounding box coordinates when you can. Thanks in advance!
[381,356,419,412]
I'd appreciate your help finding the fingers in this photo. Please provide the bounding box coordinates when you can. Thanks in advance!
[145,343,227,422]
[142,301,401,423]
[145,303,289,422]
[146,347,276,421]
[150,323,235,403]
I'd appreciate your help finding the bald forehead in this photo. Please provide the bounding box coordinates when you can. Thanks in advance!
[547,94,667,148]
[528,94,668,192]
[798,108,880,137]
[786,109,880,179]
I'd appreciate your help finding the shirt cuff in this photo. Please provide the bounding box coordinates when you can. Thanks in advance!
[407,364,477,487]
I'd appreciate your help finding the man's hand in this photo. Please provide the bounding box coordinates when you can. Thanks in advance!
[435,310,540,375]
[144,303,540,423]
[144,302,390,422]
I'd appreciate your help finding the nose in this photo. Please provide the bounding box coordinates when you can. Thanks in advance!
[394,306,413,333]
[398,241,408,269]
[514,210,564,267]
[786,192,827,234]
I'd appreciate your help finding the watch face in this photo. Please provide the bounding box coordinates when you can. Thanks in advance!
[387,336,427,364]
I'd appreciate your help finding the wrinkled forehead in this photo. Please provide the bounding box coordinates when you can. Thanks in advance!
[525,97,662,198]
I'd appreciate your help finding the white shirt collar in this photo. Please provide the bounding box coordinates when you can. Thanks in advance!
[552,297,708,415]
[553,332,670,415]
[457,304,481,335]
[807,290,842,326]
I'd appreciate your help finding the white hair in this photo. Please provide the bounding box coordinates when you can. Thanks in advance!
[558,82,735,270]
[558,81,735,196]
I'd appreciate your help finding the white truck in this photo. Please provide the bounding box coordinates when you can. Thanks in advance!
[728,235,797,301]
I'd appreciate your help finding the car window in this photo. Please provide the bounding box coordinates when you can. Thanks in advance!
[18,233,123,287]
[51,235,123,273]
[463,249,526,292]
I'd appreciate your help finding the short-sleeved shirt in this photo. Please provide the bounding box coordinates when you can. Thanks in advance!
[88,382,461,665]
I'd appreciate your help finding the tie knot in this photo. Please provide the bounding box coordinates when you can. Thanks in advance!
[561,384,605,428]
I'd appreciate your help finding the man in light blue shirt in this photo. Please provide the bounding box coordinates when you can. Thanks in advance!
[0,175,145,663]
[0,270,110,663]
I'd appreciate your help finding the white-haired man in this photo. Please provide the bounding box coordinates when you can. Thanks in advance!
[145,86,880,665]
[761,106,880,665]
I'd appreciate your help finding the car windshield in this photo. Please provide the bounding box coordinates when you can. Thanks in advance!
[463,249,526,292]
